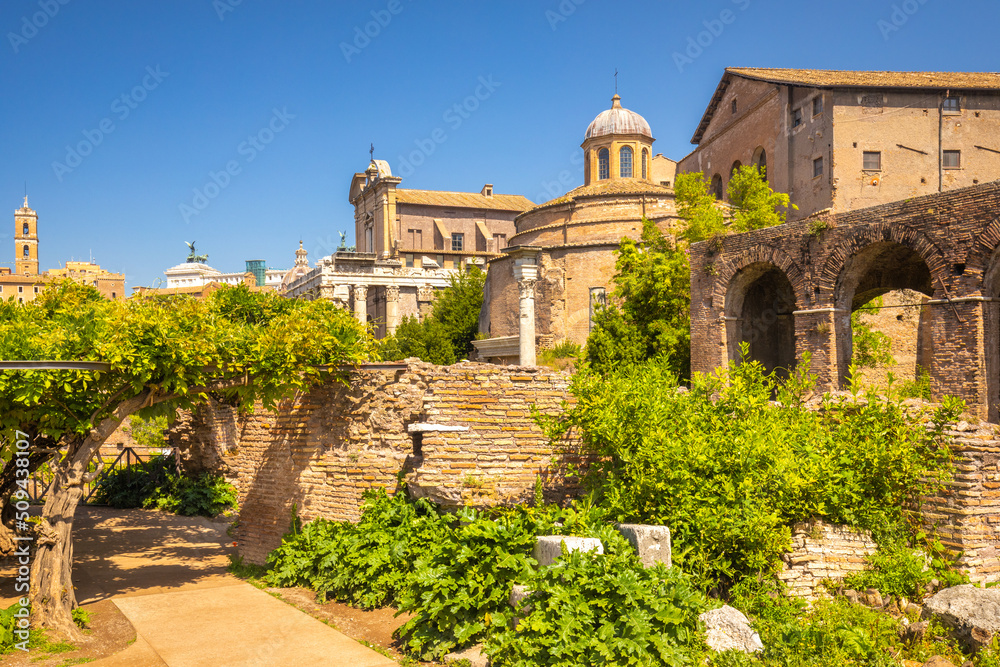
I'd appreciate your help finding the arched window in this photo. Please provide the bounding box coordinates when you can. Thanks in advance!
[753,147,767,178]
[598,148,610,180]
[641,148,648,179]
[711,174,723,200]
[22,223,29,236]
[22,245,29,258]
[620,146,633,178]
[731,160,743,177]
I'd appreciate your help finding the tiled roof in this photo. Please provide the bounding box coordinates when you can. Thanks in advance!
[525,179,674,212]
[691,68,1000,144]
[727,67,1000,90]
[394,189,534,211]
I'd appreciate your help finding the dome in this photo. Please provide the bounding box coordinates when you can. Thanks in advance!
[585,95,652,140]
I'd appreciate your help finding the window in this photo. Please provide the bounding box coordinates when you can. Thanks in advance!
[22,245,29,258]
[731,160,742,177]
[493,233,507,251]
[451,233,464,251]
[365,228,373,253]
[943,150,961,169]
[405,253,414,268]
[711,174,723,200]
[863,151,881,170]
[731,99,738,114]
[792,108,803,128]
[753,147,766,176]
[111,292,116,299]
[598,148,610,180]
[813,96,823,116]
[943,96,961,113]
[18,286,23,293]
[22,223,28,236]
[641,148,648,179]
[435,254,444,267]
[33,286,39,293]
[619,146,633,178]
[408,228,423,249]
[813,156,824,178]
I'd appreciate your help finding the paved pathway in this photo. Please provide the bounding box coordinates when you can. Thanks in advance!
[67,506,396,666]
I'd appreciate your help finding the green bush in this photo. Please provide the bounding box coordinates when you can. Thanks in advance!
[266,489,449,609]
[486,549,707,666]
[541,351,962,592]
[843,532,969,600]
[90,454,236,517]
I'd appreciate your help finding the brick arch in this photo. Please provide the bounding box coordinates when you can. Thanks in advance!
[819,224,948,303]
[966,216,1000,293]
[712,245,807,310]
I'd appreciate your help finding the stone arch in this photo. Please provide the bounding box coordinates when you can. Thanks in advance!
[978,234,1000,422]
[752,146,766,179]
[710,174,723,200]
[964,216,1000,286]
[825,227,945,388]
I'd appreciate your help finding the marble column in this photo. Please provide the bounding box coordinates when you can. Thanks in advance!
[385,285,401,335]
[353,284,368,324]
[513,261,538,366]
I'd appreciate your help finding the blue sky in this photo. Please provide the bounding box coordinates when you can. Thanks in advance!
[1,0,997,289]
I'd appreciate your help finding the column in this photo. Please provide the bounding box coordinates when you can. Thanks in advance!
[353,284,368,324]
[385,285,401,335]
[515,269,538,366]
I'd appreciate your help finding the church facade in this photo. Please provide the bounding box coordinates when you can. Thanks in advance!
[475,95,681,364]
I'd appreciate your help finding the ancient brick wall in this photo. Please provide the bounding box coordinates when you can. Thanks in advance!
[690,180,1000,420]
[777,520,877,600]
[177,361,584,565]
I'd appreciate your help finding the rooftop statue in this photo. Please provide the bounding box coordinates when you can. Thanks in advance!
[185,241,209,264]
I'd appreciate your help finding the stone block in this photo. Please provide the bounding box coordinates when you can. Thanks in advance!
[533,535,603,567]
[616,523,672,568]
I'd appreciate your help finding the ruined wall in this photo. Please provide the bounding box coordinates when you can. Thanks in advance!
[175,361,585,565]
[777,519,877,600]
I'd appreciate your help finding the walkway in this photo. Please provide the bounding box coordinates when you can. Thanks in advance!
[67,506,396,666]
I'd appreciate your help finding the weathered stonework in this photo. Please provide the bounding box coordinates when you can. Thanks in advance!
[173,361,585,565]
[777,519,878,600]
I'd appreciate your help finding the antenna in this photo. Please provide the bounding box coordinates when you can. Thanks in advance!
[614,68,618,95]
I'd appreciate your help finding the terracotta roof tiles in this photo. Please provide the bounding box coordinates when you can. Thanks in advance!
[394,189,534,211]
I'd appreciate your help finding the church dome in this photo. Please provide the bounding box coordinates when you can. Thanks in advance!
[585,95,652,140]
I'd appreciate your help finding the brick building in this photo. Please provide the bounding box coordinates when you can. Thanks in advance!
[678,68,1000,220]
[688,180,1000,421]
[4,198,124,301]
[476,95,680,363]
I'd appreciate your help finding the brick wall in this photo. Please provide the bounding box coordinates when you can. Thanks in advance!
[777,519,877,600]
[175,361,585,565]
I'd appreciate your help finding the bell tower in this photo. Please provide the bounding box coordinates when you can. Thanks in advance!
[15,197,38,276]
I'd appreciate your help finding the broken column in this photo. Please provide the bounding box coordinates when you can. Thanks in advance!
[352,284,368,324]
[616,524,672,568]
[385,285,400,336]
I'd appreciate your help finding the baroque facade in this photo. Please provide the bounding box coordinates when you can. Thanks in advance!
[286,159,533,338]
[678,68,1000,220]
[475,95,681,363]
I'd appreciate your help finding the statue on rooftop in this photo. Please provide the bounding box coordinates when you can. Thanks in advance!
[185,241,209,264]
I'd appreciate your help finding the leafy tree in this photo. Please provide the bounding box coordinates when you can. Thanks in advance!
[0,282,374,638]
[586,219,691,378]
[674,171,725,243]
[728,165,796,232]
[382,267,485,364]
[851,297,894,369]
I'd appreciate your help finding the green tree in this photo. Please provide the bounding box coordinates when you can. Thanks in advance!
[674,171,725,243]
[382,267,484,364]
[0,282,374,638]
[851,297,894,369]
[728,164,795,232]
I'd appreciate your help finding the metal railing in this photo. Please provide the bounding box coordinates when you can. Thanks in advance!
[24,446,175,504]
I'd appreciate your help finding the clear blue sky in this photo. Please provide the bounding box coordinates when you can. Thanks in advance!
[1,0,997,289]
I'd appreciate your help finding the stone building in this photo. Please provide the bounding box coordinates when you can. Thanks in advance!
[475,95,681,363]
[678,68,1000,220]
[286,159,532,338]
[3,198,124,301]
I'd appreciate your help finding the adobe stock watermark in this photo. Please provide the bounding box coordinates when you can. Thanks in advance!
[545,0,585,31]
[179,107,295,223]
[51,66,170,182]
[11,430,34,652]
[535,149,584,203]
[213,0,243,21]
[672,0,751,73]
[877,0,931,40]
[396,75,501,178]
[8,0,71,54]
[340,0,411,63]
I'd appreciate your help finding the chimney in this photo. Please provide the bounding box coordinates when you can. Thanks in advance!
[481,184,493,198]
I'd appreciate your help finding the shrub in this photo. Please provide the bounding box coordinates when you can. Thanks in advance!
[541,351,962,592]
[90,454,236,517]
[486,549,707,666]
[90,454,175,509]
